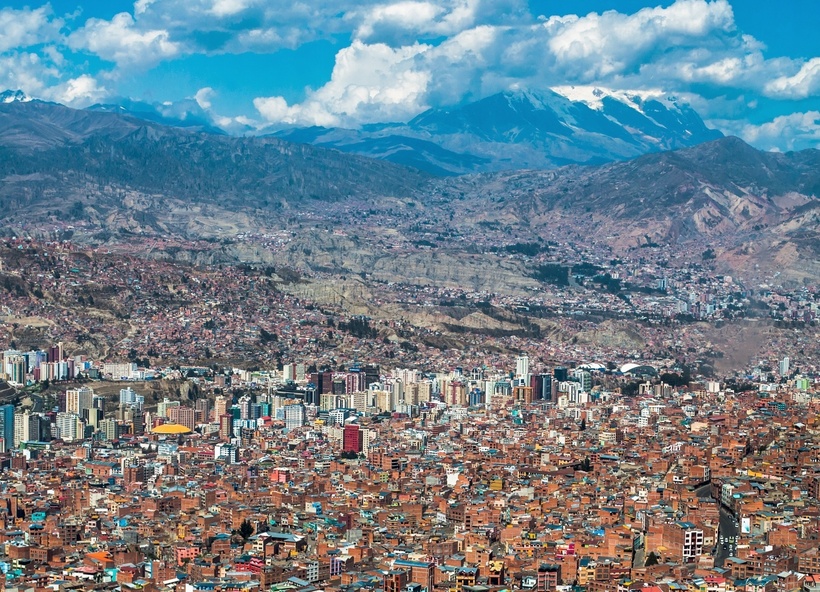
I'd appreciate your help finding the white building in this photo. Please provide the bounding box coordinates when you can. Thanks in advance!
[56,412,84,442]
[284,403,306,430]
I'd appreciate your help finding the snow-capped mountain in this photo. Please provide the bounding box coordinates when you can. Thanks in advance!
[274,87,723,175]
[0,90,31,103]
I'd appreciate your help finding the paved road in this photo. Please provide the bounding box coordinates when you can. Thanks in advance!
[633,539,645,570]
[696,483,738,567]
[716,504,739,566]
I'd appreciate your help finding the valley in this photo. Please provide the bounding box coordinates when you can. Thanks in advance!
[0,97,817,377]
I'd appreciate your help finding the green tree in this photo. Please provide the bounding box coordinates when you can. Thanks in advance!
[239,519,254,541]
[645,552,660,566]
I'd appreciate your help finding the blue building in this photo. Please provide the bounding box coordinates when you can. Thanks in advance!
[0,405,14,453]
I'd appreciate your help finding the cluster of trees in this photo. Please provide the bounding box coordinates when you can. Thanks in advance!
[659,366,692,387]
[127,348,151,368]
[489,241,550,257]
[530,263,569,286]
[337,317,378,339]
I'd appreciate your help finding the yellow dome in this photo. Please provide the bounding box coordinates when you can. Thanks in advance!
[152,423,192,435]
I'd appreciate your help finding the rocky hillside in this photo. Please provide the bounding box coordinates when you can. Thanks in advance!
[432,137,820,235]
[0,98,817,285]
[0,99,428,237]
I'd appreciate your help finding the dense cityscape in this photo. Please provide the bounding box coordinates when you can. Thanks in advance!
[0,1,818,591]
[0,339,817,592]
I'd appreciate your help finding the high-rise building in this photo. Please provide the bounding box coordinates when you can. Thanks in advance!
[13,411,44,445]
[219,414,233,441]
[14,412,27,447]
[346,370,365,394]
[170,406,196,431]
[572,369,592,392]
[131,410,145,436]
[119,387,144,410]
[99,418,119,441]
[284,403,306,431]
[195,398,210,423]
[7,355,26,386]
[238,395,252,420]
[157,398,180,418]
[779,356,790,377]
[15,410,44,444]
[343,424,363,453]
[531,373,553,401]
[56,412,83,443]
[516,355,530,384]
[65,387,94,416]
[0,404,14,453]
[48,342,63,363]
[213,395,229,421]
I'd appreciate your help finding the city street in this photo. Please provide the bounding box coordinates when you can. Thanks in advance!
[696,483,738,567]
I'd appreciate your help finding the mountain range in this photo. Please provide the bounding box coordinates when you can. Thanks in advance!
[0,86,725,175]
[0,96,426,210]
[271,87,724,174]
[0,92,817,283]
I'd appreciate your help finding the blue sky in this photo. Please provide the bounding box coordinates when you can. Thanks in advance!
[0,0,818,150]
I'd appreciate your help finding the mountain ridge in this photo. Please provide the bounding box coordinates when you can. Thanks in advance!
[273,87,723,174]
[0,86,723,176]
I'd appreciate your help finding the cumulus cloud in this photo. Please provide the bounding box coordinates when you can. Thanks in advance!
[49,74,109,106]
[764,58,820,99]
[255,40,431,127]
[731,111,820,152]
[195,87,215,109]
[0,6,63,53]
[540,0,734,80]
[253,0,780,127]
[69,12,181,68]
[353,0,525,43]
[0,52,61,97]
[79,0,365,56]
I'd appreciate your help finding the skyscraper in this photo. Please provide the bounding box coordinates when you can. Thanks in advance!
[343,424,363,453]
[516,355,530,384]
[779,356,790,377]
[65,387,94,416]
[0,405,14,453]
[284,403,306,430]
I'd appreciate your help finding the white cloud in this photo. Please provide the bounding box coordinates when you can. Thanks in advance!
[764,58,820,100]
[733,111,820,152]
[49,74,109,106]
[69,12,181,68]
[250,0,771,128]
[208,0,253,17]
[195,87,215,109]
[133,0,157,16]
[0,6,63,53]
[0,0,813,152]
[543,0,735,80]
[353,0,513,42]
[0,52,60,97]
[255,40,431,127]
[356,1,446,40]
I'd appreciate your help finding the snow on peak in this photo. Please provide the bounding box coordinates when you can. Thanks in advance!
[551,85,683,114]
[0,89,32,104]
